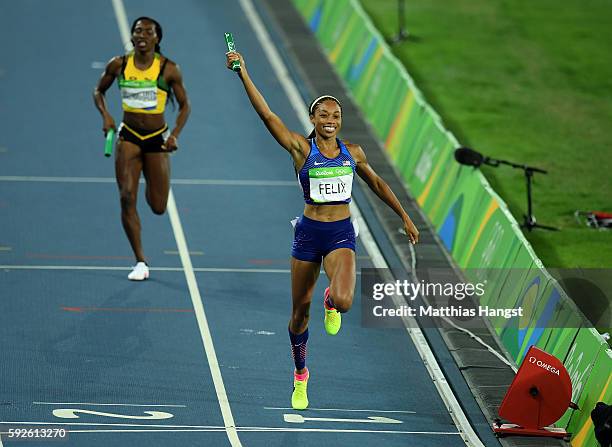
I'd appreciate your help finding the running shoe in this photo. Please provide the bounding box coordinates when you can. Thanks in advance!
[128,262,149,281]
[291,370,309,410]
[324,287,341,335]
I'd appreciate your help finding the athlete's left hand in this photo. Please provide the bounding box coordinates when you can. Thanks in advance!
[162,134,179,152]
[403,217,419,245]
[226,51,245,71]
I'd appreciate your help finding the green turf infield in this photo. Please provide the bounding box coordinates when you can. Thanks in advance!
[361,0,612,269]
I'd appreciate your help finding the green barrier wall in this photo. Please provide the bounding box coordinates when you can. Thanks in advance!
[292,0,610,442]
[569,348,612,446]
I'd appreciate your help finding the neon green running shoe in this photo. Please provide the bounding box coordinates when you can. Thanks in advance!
[291,372,309,410]
[324,287,341,336]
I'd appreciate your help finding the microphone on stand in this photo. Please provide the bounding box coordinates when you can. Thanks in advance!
[454,147,499,167]
[454,147,484,167]
[453,147,557,231]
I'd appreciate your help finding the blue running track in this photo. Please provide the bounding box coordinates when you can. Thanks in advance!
[0,1,494,446]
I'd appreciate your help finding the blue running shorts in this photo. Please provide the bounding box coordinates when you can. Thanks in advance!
[291,215,356,263]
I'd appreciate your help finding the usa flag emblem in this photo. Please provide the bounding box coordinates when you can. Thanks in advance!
[343,161,351,166]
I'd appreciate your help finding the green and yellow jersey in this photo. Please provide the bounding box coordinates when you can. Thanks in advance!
[118,52,169,114]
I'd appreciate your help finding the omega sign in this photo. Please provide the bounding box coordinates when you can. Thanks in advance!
[528,356,561,376]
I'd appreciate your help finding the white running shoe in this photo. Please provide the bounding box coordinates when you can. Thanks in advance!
[128,262,149,281]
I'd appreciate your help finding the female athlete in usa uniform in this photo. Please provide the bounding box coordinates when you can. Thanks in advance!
[226,51,418,410]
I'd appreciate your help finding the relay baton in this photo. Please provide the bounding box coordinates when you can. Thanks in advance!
[104,128,115,157]
[224,32,241,72]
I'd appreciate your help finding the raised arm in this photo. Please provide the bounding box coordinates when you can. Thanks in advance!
[93,56,122,135]
[226,51,308,163]
[350,143,419,244]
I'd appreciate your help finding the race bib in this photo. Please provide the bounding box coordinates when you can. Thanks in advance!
[309,166,353,203]
[120,80,158,109]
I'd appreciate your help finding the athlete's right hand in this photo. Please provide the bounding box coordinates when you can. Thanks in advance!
[102,114,116,136]
[226,51,244,71]
[403,217,420,245]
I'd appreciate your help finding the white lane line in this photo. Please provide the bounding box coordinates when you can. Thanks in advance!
[166,192,241,447]
[110,4,241,447]
[0,428,460,435]
[284,414,402,424]
[0,176,115,183]
[164,250,204,256]
[0,176,295,186]
[238,1,485,445]
[173,179,295,186]
[352,205,486,446]
[237,0,307,122]
[407,243,517,372]
[0,265,291,273]
[0,266,364,275]
[0,421,222,429]
[0,421,460,435]
[52,409,172,420]
[195,268,293,273]
[242,428,458,434]
[264,407,416,414]
[33,402,186,408]
[110,0,131,52]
